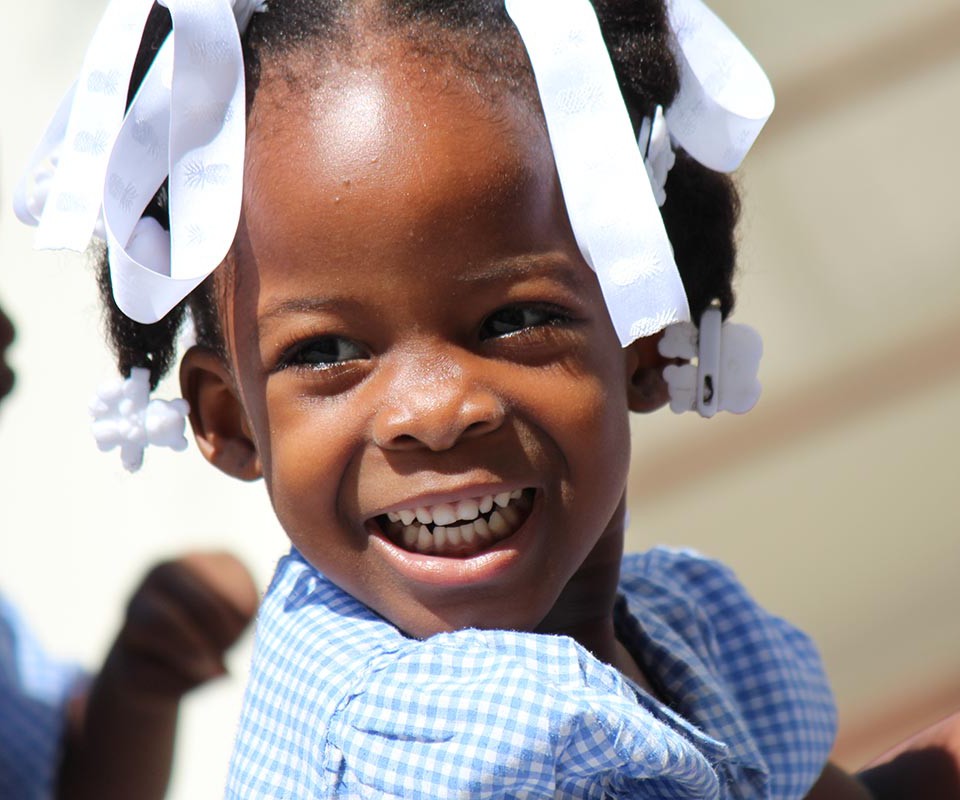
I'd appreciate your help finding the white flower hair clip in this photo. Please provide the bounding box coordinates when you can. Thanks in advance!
[90,368,190,472]
[658,304,763,417]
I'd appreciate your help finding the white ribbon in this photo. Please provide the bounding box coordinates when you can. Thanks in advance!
[104,0,248,323]
[505,0,774,345]
[15,0,265,324]
[665,0,775,173]
[506,0,689,344]
[18,0,770,340]
[17,0,155,245]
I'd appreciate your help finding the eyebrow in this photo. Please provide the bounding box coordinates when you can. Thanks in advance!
[258,296,365,333]
[453,255,590,294]
[257,255,590,331]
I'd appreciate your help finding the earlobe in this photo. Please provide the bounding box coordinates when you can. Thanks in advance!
[179,347,262,481]
[624,331,674,414]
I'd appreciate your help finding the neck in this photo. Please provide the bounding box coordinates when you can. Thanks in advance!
[534,502,657,693]
[534,496,629,668]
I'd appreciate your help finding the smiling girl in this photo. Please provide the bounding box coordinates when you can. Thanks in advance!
[16,0,950,798]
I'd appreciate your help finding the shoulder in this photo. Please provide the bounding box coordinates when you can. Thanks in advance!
[326,628,723,798]
[620,548,838,798]
[621,545,751,602]
[233,592,729,800]
[622,547,823,661]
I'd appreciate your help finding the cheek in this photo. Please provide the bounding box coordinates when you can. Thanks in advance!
[563,374,631,484]
[520,353,632,494]
[258,387,361,529]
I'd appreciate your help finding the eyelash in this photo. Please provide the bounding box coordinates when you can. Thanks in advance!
[276,336,368,372]
[273,303,575,373]
[478,303,574,341]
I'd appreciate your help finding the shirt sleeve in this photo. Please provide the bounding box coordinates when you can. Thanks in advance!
[631,549,838,800]
[324,630,728,800]
[0,594,85,800]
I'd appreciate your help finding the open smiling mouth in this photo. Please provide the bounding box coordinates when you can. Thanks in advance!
[374,489,536,558]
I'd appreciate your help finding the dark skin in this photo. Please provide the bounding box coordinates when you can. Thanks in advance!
[0,304,259,800]
[56,552,258,800]
[177,38,957,800]
[0,303,15,402]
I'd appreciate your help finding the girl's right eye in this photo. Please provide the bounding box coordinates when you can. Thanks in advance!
[277,336,368,371]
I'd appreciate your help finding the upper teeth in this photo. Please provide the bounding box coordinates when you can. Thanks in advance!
[386,490,523,526]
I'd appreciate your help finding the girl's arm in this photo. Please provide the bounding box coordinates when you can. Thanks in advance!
[857,711,960,800]
[803,712,960,800]
[56,552,258,800]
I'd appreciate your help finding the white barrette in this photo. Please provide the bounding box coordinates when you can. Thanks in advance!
[15,0,267,325]
[638,105,675,208]
[504,0,774,345]
[90,368,190,472]
[658,304,762,417]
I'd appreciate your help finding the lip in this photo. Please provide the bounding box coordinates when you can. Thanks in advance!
[367,489,542,588]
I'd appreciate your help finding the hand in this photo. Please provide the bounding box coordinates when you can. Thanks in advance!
[58,551,258,800]
[107,550,259,698]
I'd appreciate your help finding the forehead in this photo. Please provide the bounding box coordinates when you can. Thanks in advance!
[239,36,558,256]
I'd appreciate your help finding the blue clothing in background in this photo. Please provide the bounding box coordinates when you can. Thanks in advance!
[0,593,83,800]
[227,548,836,799]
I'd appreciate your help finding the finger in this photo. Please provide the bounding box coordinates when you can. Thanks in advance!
[128,552,257,655]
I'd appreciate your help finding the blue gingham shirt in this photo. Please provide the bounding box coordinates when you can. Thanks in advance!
[0,593,84,800]
[227,548,836,799]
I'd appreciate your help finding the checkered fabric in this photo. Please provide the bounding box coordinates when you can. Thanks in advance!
[227,548,836,799]
[0,593,84,800]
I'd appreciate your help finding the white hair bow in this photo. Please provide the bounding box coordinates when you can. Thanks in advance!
[505,0,775,344]
[15,0,267,325]
[17,0,771,347]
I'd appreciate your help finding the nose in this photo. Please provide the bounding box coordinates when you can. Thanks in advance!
[372,350,505,452]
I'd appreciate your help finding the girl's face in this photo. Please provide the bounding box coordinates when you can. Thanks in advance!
[186,41,657,639]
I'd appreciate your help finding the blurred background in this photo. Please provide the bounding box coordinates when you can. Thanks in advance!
[1,0,957,795]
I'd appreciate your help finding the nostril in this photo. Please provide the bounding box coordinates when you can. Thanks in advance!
[463,419,497,439]
[390,434,422,449]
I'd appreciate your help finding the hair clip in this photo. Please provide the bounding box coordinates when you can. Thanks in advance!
[638,106,675,208]
[90,368,190,472]
[658,303,762,417]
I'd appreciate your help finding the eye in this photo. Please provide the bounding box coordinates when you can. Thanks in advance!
[278,336,368,370]
[479,304,571,340]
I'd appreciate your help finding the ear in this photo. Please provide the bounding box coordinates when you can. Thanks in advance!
[624,331,676,414]
[179,346,262,481]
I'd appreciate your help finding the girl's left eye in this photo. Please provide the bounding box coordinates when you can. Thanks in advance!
[278,336,368,370]
[479,304,570,340]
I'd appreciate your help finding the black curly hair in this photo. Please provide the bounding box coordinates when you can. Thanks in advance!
[95,0,740,388]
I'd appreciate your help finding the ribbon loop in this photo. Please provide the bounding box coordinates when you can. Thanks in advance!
[17,0,263,325]
[665,0,775,173]
[103,0,248,323]
[20,0,155,250]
